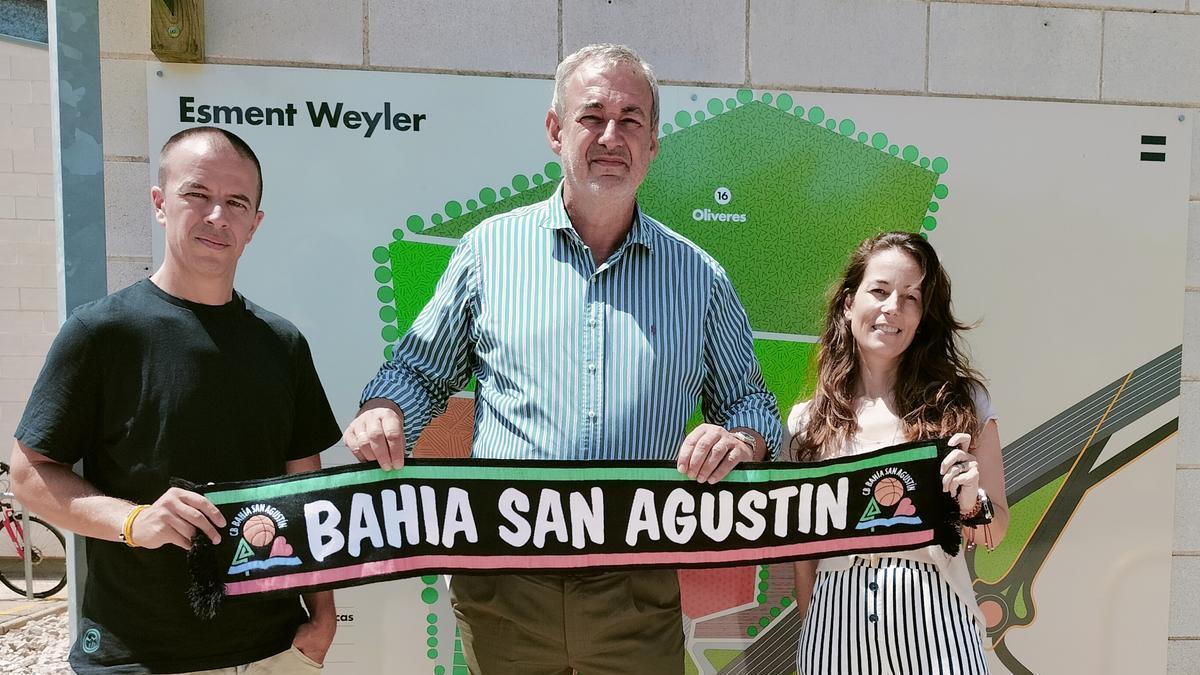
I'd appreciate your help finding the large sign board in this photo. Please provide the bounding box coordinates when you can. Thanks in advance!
[149,63,1190,674]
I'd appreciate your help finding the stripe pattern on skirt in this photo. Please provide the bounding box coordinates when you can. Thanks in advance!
[797,556,988,675]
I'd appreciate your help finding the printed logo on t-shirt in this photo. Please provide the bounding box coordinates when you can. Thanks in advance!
[226,503,301,574]
[81,628,101,654]
[856,467,920,530]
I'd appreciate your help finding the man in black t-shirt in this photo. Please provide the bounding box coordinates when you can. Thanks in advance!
[9,127,341,674]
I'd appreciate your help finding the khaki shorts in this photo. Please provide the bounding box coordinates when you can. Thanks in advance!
[179,645,322,674]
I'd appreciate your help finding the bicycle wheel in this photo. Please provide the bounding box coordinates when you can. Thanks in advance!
[0,514,68,598]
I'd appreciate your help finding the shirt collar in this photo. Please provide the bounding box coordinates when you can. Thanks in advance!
[542,181,656,254]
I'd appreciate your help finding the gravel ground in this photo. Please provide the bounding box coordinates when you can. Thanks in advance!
[0,610,70,674]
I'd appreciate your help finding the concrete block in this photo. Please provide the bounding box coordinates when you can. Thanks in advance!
[1192,110,1199,200]
[0,173,37,197]
[1183,382,1200,465]
[15,242,53,266]
[1104,13,1200,103]
[0,81,32,105]
[106,257,153,294]
[0,334,19,354]
[14,196,53,221]
[369,0,557,74]
[0,55,10,79]
[0,356,45,379]
[99,0,151,56]
[12,147,52,174]
[40,311,57,333]
[207,0,363,65]
[10,54,48,82]
[0,218,40,241]
[0,310,43,335]
[1190,203,1200,287]
[0,377,34,403]
[1171,556,1200,635]
[0,287,17,310]
[750,0,925,91]
[0,197,12,219]
[35,174,51,197]
[930,4,1101,99]
[1170,639,1200,674]
[564,0,745,84]
[104,161,154,258]
[0,103,10,127]
[30,80,48,105]
[17,287,55,312]
[0,127,35,151]
[21,333,54,356]
[0,401,26,432]
[0,149,11,173]
[1175,469,1200,551]
[11,104,50,129]
[0,264,47,288]
[1186,291,1200,379]
[0,243,14,264]
[33,127,51,151]
[100,59,147,159]
[1037,0,1184,9]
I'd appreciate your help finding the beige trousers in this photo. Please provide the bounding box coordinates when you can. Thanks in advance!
[178,645,322,674]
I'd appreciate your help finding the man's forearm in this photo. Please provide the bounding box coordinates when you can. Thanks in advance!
[302,589,336,625]
[9,440,133,542]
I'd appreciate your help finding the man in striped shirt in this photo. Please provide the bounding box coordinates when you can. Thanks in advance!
[345,44,781,674]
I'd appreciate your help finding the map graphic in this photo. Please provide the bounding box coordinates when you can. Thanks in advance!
[363,90,1176,675]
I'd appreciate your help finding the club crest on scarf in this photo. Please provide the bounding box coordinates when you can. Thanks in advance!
[226,503,302,574]
[856,467,921,530]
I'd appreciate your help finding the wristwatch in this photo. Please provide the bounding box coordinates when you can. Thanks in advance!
[730,431,757,456]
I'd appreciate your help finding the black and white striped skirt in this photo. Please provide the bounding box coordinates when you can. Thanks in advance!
[797,556,988,675]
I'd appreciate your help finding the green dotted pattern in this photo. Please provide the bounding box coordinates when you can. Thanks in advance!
[374,163,563,356]
[419,577,469,674]
[743,566,795,638]
[404,161,562,241]
[420,577,440,668]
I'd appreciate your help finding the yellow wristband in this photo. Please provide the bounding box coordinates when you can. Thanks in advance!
[121,504,149,548]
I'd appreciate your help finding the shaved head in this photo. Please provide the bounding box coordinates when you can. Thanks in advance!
[159,126,263,207]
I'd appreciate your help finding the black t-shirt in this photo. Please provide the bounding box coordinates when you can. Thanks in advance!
[15,279,341,674]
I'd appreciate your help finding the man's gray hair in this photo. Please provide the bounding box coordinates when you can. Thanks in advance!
[552,43,660,130]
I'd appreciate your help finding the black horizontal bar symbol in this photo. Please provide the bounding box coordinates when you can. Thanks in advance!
[1141,152,1166,162]
[1141,135,1167,146]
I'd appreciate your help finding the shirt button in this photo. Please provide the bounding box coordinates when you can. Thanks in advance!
[587,410,596,419]
[587,363,596,372]
[868,582,878,592]
[868,614,878,623]
[588,318,596,327]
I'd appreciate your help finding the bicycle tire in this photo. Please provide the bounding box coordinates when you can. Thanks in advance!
[0,514,68,598]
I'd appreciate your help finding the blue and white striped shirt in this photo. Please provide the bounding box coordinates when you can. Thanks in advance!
[361,184,781,461]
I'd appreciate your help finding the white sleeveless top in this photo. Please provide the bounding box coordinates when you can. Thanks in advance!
[783,389,997,631]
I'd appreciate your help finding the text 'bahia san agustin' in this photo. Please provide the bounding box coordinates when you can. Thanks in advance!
[178,96,427,138]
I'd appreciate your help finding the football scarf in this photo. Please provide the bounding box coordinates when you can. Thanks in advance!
[183,438,962,618]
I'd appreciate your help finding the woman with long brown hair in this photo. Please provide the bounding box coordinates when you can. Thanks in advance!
[788,231,1009,674]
